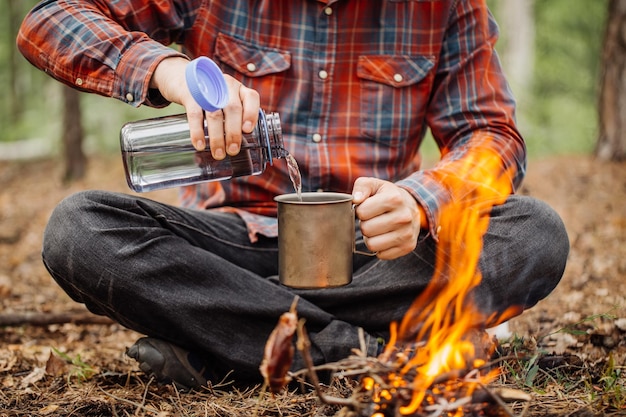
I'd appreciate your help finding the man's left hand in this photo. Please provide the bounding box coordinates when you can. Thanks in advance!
[352,178,422,260]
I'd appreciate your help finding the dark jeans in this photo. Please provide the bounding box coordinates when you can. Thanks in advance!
[41,190,568,382]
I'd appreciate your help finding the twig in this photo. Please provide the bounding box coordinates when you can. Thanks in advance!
[476,382,518,417]
[424,395,472,417]
[0,311,114,326]
[295,319,358,408]
[355,327,367,358]
[97,385,158,415]
[136,376,154,416]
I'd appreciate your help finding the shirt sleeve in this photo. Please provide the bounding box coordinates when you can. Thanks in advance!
[396,1,526,241]
[16,0,198,108]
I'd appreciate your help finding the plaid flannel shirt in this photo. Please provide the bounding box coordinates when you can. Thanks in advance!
[18,0,525,242]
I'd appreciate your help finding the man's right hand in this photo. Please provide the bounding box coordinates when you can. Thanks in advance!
[150,56,260,159]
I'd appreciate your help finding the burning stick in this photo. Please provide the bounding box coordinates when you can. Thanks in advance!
[259,296,299,394]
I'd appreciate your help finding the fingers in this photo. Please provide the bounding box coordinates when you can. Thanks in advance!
[150,58,261,156]
[360,206,417,260]
[362,212,418,260]
[221,80,243,157]
[187,105,207,150]
[353,178,421,259]
[352,177,386,218]
[149,57,207,151]
[205,109,225,157]
[240,84,260,134]
[206,77,260,159]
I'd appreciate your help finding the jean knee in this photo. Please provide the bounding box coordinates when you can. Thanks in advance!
[42,191,101,273]
[478,196,570,314]
[518,197,570,307]
[539,200,569,279]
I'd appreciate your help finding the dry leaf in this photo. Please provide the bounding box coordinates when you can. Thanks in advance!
[0,274,11,297]
[20,366,46,388]
[547,332,578,354]
[40,404,60,415]
[2,375,15,388]
[0,352,17,372]
[45,351,67,376]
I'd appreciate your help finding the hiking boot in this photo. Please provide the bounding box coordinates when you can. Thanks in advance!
[126,337,211,391]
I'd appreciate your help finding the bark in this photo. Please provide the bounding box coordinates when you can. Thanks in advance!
[8,0,23,121]
[499,0,535,100]
[62,86,88,181]
[596,0,626,161]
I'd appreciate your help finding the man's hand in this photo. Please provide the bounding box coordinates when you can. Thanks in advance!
[150,57,260,159]
[352,178,423,260]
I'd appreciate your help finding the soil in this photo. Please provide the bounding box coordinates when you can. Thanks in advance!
[0,154,625,416]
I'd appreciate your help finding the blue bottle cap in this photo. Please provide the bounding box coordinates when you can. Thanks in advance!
[185,57,229,111]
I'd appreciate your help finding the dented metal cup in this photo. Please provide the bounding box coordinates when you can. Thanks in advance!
[275,192,355,288]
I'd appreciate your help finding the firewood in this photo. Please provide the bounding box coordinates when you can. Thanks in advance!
[0,311,114,326]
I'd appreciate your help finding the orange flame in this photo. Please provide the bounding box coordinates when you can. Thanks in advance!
[376,139,522,415]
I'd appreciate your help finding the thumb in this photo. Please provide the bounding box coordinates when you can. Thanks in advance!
[352,177,384,204]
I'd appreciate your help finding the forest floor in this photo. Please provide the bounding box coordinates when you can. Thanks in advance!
[0,153,625,416]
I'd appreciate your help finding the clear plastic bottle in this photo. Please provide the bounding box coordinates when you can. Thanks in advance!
[120,57,287,192]
[121,109,285,192]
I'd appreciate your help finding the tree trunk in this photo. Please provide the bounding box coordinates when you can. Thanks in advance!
[8,0,23,121]
[499,0,535,102]
[62,86,87,181]
[597,0,626,161]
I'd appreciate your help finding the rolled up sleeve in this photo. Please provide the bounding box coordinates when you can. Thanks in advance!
[397,0,526,241]
[17,0,194,107]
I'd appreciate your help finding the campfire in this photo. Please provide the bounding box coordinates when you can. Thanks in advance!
[261,142,531,416]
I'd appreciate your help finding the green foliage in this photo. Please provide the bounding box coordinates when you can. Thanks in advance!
[599,353,625,409]
[51,347,97,384]
[81,94,183,154]
[527,0,607,156]
[490,0,608,157]
[0,0,178,153]
[498,310,626,411]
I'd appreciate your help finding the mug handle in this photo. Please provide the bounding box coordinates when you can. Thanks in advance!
[352,204,378,257]
[355,243,378,257]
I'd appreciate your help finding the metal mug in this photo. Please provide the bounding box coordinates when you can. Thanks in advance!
[275,192,375,289]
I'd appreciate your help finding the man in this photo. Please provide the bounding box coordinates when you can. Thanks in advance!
[17,0,569,390]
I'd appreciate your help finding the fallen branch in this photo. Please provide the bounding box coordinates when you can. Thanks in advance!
[295,319,360,409]
[0,311,114,327]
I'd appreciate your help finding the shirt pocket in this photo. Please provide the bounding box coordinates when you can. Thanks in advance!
[214,33,291,108]
[357,55,435,146]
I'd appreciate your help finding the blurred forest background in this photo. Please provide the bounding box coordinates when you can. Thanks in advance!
[0,0,612,165]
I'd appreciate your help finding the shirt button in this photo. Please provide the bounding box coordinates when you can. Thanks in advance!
[246,62,257,72]
[75,78,83,86]
[393,73,404,83]
[318,70,328,80]
[324,7,333,16]
[126,93,134,102]
[312,133,322,143]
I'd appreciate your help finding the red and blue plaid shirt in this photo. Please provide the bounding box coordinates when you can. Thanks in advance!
[18,0,525,242]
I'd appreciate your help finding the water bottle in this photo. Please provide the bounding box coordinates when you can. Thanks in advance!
[120,57,286,192]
